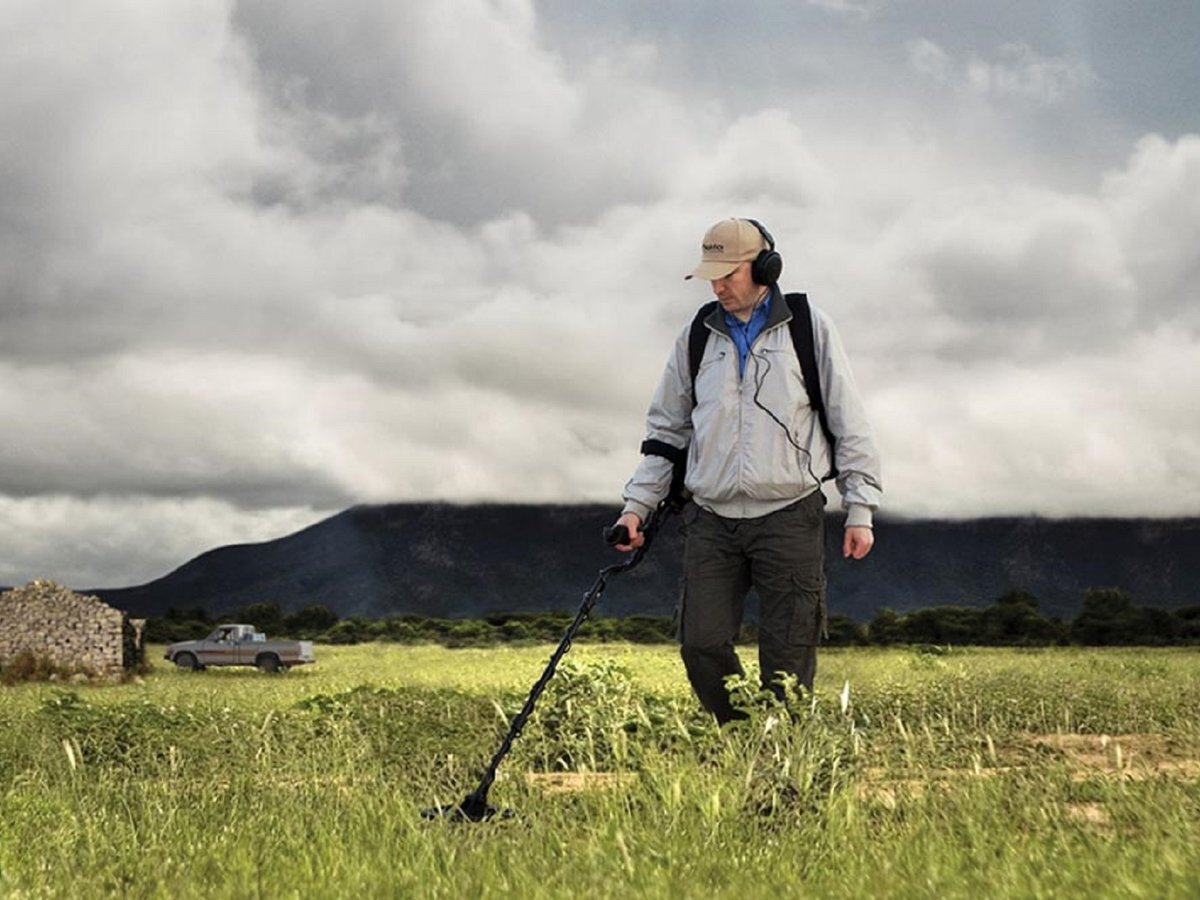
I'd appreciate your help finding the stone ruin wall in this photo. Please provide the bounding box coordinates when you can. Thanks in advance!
[0,579,146,675]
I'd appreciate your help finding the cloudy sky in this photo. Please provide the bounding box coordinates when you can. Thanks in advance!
[3,0,1199,589]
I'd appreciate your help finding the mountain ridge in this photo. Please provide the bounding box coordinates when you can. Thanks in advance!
[81,503,1200,622]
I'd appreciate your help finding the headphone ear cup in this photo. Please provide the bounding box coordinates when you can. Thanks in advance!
[752,249,783,285]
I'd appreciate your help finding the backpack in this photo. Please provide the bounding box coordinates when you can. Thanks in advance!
[640,292,837,509]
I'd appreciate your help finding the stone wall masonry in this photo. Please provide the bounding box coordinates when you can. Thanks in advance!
[0,579,146,675]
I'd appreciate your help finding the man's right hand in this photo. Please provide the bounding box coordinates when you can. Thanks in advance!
[612,512,644,551]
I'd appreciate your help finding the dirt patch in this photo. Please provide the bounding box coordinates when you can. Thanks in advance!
[1064,802,1114,831]
[1027,732,1200,780]
[525,772,638,794]
[857,732,1200,810]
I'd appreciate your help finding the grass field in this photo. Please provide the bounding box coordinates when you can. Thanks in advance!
[2,642,1199,898]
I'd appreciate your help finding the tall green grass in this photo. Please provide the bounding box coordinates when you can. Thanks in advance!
[1,644,1198,898]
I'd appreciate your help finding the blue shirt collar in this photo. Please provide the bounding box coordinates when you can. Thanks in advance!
[724,289,773,376]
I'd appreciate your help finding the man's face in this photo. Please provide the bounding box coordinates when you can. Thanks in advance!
[710,261,764,322]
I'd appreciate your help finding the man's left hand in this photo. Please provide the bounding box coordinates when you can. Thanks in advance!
[843,526,874,560]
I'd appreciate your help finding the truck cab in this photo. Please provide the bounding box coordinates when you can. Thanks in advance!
[194,624,265,667]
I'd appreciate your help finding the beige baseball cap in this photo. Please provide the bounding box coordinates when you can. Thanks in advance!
[684,218,767,280]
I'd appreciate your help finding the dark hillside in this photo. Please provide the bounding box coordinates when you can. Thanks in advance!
[90,504,1200,622]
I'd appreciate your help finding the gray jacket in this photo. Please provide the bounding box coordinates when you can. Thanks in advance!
[622,289,882,526]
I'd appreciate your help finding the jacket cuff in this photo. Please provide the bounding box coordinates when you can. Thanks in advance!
[622,499,654,522]
[844,504,874,529]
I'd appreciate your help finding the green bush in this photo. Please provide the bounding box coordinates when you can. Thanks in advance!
[1,651,80,685]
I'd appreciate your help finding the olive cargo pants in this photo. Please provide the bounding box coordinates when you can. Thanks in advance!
[679,491,827,724]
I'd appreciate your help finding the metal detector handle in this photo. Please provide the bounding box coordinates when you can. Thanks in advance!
[602,524,629,546]
[603,502,667,554]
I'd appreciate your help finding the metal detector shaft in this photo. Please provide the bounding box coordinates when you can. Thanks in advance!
[439,503,670,820]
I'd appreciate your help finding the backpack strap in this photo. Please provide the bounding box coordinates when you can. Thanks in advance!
[687,300,720,401]
[643,299,714,501]
[784,293,838,479]
[639,302,715,510]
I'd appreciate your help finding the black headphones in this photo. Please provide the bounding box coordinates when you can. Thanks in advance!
[745,218,783,286]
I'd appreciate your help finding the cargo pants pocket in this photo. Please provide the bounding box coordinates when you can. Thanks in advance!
[785,574,828,645]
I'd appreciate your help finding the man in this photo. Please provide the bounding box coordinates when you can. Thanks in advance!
[613,217,882,723]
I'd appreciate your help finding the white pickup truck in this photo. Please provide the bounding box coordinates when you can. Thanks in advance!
[164,624,315,673]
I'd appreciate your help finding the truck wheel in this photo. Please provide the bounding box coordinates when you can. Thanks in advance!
[175,652,200,671]
[256,653,282,673]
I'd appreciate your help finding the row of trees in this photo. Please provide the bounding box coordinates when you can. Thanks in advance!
[147,588,1200,648]
[147,604,675,646]
[861,589,1200,647]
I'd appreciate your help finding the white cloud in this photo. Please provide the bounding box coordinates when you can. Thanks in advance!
[1102,133,1200,323]
[907,38,954,84]
[872,326,1200,518]
[908,38,1096,105]
[805,0,877,21]
[232,0,697,224]
[967,42,1096,104]
[879,185,1136,359]
[0,355,352,506]
[666,109,837,207]
[0,494,324,589]
[395,1,580,147]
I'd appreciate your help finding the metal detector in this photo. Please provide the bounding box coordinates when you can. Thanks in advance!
[421,500,673,822]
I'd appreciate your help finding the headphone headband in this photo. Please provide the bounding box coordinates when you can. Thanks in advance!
[744,218,776,252]
[742,218,782,286]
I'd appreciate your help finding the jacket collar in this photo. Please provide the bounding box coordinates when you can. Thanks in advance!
[703,284,789,338]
